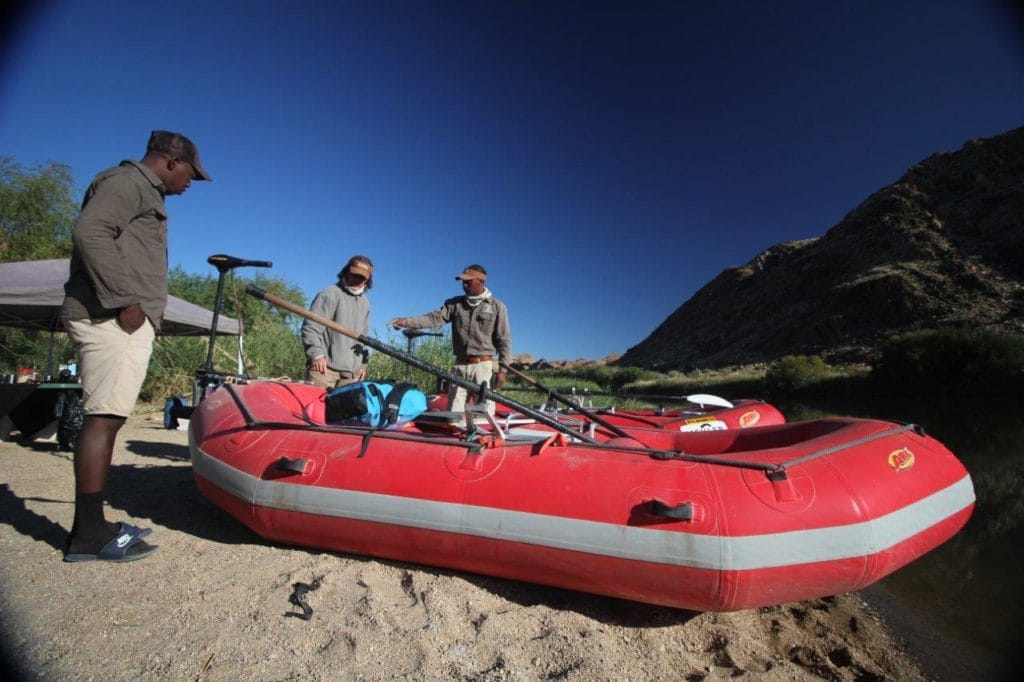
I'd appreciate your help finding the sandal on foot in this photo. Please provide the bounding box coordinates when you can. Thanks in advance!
[63,523,151,554]
[115,522,152,539]
[64,526,158,563]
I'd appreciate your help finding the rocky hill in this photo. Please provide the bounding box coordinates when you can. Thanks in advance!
[511,353,621,370]
[619,126,1024,370]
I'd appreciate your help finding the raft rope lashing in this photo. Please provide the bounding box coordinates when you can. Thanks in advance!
[646,422,922,478]
[218,385,923,479]
[776,422,920,472]
[220,383,484,452]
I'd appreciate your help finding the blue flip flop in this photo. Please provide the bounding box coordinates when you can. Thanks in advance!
[64,525,158,563]
[116,522,152,539]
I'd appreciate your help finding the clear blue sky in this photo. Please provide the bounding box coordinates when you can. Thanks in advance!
[2,1,1022,361]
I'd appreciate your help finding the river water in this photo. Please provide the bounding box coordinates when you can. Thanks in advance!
[780,395,1023,679]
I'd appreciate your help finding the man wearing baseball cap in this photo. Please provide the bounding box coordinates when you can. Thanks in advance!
[60,130,211,562]
[145,130,213,182]
[390,264,512,414]
[301,256,374,388]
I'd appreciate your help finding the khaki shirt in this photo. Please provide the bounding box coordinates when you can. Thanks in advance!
[61,161,169,330]
[404,294,512,364]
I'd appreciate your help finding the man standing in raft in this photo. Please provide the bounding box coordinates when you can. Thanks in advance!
[389,264,511,414]
[61,130,212,562]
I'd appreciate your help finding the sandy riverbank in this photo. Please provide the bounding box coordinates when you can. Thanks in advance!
[0,414,950,680]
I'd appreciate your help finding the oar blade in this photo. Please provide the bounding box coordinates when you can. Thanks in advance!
[686,393,734,409]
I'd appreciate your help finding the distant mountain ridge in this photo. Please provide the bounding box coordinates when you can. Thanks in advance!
[618,125,1024,370]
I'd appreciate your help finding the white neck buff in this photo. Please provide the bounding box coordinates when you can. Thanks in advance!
[465,287,492,307]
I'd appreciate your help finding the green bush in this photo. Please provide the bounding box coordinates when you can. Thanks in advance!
[607,366,656,391]
[872,327,1024,394]
[562,364,615,387]
[367,332,454,393]
[765,355,832,393]
[140,269,308,403]
[552,364,659,392]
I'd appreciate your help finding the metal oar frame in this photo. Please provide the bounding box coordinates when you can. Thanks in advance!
[242,286,922,479]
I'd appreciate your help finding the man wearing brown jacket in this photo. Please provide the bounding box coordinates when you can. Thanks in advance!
[60,130,211,562]
[390,264,512,414]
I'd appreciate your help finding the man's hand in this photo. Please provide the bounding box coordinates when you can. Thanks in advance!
[117,304,146,334]
[310,356,328,373]
[389,317,407,329]
[493,369,508,389]
[355,367,367,382]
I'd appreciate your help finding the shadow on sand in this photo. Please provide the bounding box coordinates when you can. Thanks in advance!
[2,435,699,627]
[0,436,260,551]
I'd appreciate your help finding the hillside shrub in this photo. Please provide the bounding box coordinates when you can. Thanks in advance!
[872,327,1024,395]
[560,364,660,392]
[765,355,832,393]
[607,366,657,391]
[563,364,616,387]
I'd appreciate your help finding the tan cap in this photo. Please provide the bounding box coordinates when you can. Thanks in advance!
[349,260,372,279]
[455,264,487,281]
[147,130,212,181]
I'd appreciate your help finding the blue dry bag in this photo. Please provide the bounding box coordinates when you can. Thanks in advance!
[324,381,427,428]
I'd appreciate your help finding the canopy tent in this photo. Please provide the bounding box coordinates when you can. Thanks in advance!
[0,259,241,336]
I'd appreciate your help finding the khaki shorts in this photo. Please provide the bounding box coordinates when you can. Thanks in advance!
[307,367,361,389]
[66,317,155,417]
[448,362,495,414]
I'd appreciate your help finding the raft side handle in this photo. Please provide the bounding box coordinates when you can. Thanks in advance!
[766,468,800,502]
[459,452,483,470]
[275,456,308,474]
[648,499,694,521]
[531,432,569,456]
[886,419,927,437]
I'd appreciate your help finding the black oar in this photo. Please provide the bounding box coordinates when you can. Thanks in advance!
[245,286,601,445]
[500,362,635,440]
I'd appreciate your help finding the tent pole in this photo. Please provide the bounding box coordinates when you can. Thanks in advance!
[46,330,55,380]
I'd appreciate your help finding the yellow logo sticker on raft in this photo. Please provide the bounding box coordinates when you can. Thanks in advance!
[739,411,760,428]
[888,447,915,471]
[680,417,727,432]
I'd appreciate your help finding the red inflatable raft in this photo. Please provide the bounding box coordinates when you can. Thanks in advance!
[426,393,787,431]
[541,398,784,431]
[190,380,974,611]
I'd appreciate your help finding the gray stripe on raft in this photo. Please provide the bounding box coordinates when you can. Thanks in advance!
[190,441,974,571]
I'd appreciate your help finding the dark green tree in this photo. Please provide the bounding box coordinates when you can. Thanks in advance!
[0,156,78,262]
[1,155,312,400]
[0,157,79,375]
